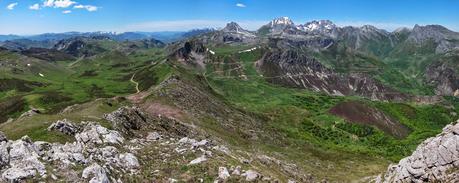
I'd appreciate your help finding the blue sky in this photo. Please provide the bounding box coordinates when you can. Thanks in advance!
[0,0,458,35]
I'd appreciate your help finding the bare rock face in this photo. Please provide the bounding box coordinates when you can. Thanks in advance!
[379,121,459,182]
[258,49,408,101]
[425,61,459,96]
[408,24,459,54]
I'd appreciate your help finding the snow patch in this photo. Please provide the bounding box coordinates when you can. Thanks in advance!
[238,47,258,53]
[206,48,215,55]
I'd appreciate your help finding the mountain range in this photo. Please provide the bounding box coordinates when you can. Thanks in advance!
[1,17,459,182]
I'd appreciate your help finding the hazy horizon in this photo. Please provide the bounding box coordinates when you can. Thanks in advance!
[0,0,458,35]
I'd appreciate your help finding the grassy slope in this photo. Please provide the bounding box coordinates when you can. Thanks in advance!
[0,47,166,118]
[204,46,457,164]
[1,43,458,181]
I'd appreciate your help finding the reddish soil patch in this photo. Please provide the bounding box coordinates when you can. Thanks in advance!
[329,101,410,139]
[141,102,185,120]
[126,91,150,104]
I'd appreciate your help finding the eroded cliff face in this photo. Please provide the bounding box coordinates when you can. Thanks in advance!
[425,61,459,96]
[257,49,408,101]
[379,121,459,182]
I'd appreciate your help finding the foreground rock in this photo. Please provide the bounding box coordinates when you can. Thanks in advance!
[379,121,459,182]
[47,119,80,135]
[0,106,306,182]
[0,121,137,182]
[1,136,46,182]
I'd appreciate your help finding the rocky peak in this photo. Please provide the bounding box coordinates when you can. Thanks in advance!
[411,24,458,39]
[298,20,336,32]
[222,22,245,33]
[270,17,294,26]
[413,24,451,33]
[409,24,459,53]
[361,25,379,32]
[258,17,298,35]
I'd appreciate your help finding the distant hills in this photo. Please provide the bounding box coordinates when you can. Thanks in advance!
[0,29,215,43]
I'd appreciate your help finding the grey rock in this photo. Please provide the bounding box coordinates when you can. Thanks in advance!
[146,132,161,141]
[0,131,7,142]
[189,155,207,165]
[242,170,260,182]
[231,166,241,175]
[380,122,459,182]
[118,153,140,170]
[48,119,80,135]
[46,142,85,165]
[0,141,9,167]
[75,123,124,145]
[19,108,41,118]
[82,163,110,183]
[178,137,197,145]
[218,167,230,180]
[1,136,46,182]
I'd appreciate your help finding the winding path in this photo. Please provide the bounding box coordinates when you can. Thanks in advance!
[130,73,140,93]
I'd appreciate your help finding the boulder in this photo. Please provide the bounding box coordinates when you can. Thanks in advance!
[75,123,124,145]
[146,132,161,141]
[242,170,260,182]
[45,142,86,165]
[118,153,140,170]
[178,137,197,145]
[19,108,41,118]
[82,163,110,183]
[189,155,207,165]
[48,119,80,135]
[231,166,241,175]
[218,167,230,180]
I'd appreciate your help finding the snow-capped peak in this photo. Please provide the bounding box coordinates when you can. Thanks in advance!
[297,20,336,32]
[270,17,294,26]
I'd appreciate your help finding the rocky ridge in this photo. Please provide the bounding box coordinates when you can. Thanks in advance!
[0,105,307,182]
[378,120,459,182]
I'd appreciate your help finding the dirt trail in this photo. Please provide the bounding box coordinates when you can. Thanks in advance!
[130,73,140,93]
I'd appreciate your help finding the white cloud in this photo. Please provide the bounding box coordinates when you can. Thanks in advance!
[43,0,76,8]
[62,10,72,14]
[29,3,40,10]
[236,3,246,8]
[43,0,54,7]
[123,19,267,32]
[74,4,98,12]
[7,2,18,10]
